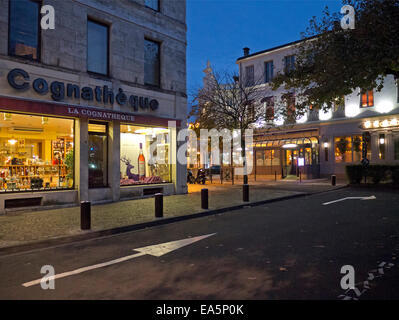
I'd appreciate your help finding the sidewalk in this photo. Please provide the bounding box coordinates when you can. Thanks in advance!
[0,179,344,249]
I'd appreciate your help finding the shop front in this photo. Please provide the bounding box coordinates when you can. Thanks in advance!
[0,70,185,213]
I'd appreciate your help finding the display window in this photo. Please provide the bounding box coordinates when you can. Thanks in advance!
[0,112,74,192]
[120,124,171,186]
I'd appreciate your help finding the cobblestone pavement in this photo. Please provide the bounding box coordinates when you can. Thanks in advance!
[0,179,344,248]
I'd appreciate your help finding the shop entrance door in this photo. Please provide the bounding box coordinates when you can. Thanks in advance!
[285,149,298,176]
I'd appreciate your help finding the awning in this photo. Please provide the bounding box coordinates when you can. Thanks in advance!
[252,136,319,148]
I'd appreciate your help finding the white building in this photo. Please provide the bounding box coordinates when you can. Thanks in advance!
[236,40,399,179]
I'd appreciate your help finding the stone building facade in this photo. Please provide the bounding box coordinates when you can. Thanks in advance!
[0,0,187,213]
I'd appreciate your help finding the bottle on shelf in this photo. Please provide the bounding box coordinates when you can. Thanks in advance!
[138,143,146,178]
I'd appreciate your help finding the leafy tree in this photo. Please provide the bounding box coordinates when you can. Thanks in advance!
[272,0,399,116]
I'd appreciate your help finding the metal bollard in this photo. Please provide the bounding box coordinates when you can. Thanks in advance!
[243,184,249,202]
[275,171,277,181]
[331,175,336,186]
[299,170,302,183]
[155,193,163,218]
[201,188,209,210]
[80,201,91,230]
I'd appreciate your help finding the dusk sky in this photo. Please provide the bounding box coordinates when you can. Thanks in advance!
[187,0,343,97]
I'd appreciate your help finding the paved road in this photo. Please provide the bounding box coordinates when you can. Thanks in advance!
[0,187,398,300]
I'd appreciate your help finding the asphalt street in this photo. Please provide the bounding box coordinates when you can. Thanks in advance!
[0,187,398,300]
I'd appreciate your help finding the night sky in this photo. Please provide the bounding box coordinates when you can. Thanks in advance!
[187,0,343,98]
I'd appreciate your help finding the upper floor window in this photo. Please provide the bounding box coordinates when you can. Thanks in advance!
[284,55,295,73]
[87,19,109,75]
[245,65,254,87]
[262,96,274,121]
[360,90,374,108]
[145,0,160,11]
[264,61,274,83]
[144,39,160,87]
[285,93,296,123]
[9,0,40,61]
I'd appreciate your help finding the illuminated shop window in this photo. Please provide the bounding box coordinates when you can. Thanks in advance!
[335,135,369,163]
[120,125,171,186]
[0,113,74,192]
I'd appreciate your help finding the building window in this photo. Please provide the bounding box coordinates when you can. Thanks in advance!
[88,122,108,188]
[285,93,296,123]
[245,65,254,87]
[335,136,352,163]
[361,90,374,108]
[264,61,274,83]
[87,19,109,75]
[120,125,171,186]
[144,39,161,87]
[145,0,160,11]
[9,0,40,61]
[263,96,274,121]
[0,113,74,192]
[334,135,366,163]
[284,55,295,73]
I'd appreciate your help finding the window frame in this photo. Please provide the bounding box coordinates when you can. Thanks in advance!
[8,0,42,62]
[284,55,295,73]
[245,65,255,87]
[263,96,275,121]
[88,121,109,188]
[145,0,160,12]
[264,60,274,83]
[144,38,161,88]
[87,18,110,77]
[360,90,374,108]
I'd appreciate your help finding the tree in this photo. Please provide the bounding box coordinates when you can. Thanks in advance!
[272,0,399,116]
[190,67,266,183]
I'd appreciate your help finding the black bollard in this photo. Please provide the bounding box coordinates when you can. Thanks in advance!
[275,171,277,181]
[243,184,249,202]
[155,193,163,218]
[331,175,336,186]
[201,188,209,210]
[80,201,91,230]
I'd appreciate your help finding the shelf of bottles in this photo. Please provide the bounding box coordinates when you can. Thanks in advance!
[0,164,69,192]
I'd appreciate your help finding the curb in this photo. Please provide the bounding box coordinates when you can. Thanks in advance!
[0,185,348,256]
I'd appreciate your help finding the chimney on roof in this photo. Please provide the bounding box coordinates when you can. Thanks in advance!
[243,47,250,57]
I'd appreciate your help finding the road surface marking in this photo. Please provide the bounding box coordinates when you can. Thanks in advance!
[22,233,216,287]
[322,195,376,206]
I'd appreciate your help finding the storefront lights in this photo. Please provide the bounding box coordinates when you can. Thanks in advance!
[373,120,380,128]
[7,139,17,145]
[391,119,398,126]
[364,121,371,129]
[282,143,298,149]
[382,120,389,127]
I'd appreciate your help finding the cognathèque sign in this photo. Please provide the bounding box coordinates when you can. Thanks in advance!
[7,68,159,112]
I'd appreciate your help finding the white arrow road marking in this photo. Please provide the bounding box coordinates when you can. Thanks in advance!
[322,195,376,206]
[22,233,216,288]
